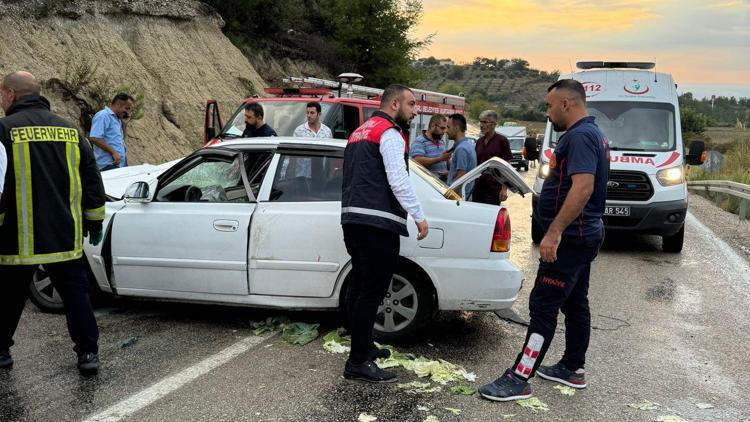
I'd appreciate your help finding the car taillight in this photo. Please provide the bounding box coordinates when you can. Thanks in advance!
[491,208,511,252]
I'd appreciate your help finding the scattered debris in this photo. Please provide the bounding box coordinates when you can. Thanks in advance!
[695,402,714,409]
[423,416,439,422]
[376,352,475,384]
[654,416,686,422]
[553,385,576,396]
[516,397,549,413]
[450,385,477,395]
[443,407,461,415]
[502,415,516,419]
[358,413,377,422]
[281,322,319,345]
[118,336,140,349]
[628,400,660,411]
[397,381,442,394]
[417,405,430,412]
[322,328,351,354]
[250,317,282,335]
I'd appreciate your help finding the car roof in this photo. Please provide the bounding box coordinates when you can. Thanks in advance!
[211,137,346,151]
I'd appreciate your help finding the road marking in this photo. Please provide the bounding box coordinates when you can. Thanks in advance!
[687,212,750,283]
[82,332,276,422]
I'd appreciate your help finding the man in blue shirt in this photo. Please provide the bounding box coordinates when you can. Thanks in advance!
[446,113,477,197]
[90,93,134,171]
[480,79,609,401]
[410,114,451,180]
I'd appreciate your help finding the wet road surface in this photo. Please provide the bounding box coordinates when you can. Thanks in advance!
[2,170,749,421]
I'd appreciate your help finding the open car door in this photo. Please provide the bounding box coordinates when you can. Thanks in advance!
[448,157,532,199]
[203,99,223,145]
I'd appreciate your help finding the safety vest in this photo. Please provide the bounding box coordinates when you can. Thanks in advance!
[0,95,106,265]
[341,112,409,236]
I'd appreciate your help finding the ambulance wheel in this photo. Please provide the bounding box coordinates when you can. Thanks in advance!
[662,225,684,253]
[531,215,544,244]
[28,266,65,313]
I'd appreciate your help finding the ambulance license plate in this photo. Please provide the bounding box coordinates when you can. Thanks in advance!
[604,206,630,216]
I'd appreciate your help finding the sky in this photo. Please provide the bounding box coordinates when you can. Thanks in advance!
[415,0,750,99]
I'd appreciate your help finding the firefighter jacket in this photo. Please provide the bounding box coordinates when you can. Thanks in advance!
[0,95,106,265]
[341,111,409,236]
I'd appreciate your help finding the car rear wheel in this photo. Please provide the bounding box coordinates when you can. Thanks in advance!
[28,266,65,313]
[373,271,435,343]
[662,225,684,253]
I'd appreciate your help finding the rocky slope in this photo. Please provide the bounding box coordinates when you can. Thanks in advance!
[0,0,267,164]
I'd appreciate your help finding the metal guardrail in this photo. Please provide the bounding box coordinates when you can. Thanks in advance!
[687,180,750,221]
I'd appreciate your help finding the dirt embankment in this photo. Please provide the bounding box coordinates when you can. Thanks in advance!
[0,0,266,164]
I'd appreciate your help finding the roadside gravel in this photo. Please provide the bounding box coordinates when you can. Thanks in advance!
[689,192,750,263]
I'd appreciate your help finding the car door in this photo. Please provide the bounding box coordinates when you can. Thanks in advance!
[448,157,533,198]
[110,148,271,297]
[249,145,347,298]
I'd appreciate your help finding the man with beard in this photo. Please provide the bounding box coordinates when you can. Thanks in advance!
[409,114,451,181]
[479,79,609,401]
[473,110,512,204]
[340,84,429,383]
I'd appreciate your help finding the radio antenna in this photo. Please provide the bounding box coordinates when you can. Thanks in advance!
[568,58,574,75]
[653,57,658,83]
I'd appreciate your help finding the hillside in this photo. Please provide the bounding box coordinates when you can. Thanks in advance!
[0,0,267,164]
[413,58,559,121]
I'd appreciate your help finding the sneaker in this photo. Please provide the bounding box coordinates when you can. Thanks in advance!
[77,353,99,376]
[0,350,12,369]
[537,362,586,388]
[479,369,533,402]
[344,360,397,383]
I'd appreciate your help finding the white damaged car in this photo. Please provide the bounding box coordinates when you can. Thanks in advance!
[29,138,531,340]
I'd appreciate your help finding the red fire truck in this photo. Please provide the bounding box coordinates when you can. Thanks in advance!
[203,76,465,146]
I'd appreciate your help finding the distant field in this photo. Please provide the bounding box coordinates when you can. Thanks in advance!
[705,126,748,143]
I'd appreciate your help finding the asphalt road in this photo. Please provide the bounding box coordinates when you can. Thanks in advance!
[2,170,749,422]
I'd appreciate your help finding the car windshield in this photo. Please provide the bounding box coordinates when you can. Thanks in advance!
[221,101,335,137]
[509,138,524,151]
[410,159,461,200]
[548,101,676,152]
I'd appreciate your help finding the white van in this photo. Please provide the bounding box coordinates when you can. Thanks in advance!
[531,61,705,252]
[496,124,529,172]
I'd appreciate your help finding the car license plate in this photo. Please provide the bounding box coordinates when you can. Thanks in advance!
[604,206,630,216]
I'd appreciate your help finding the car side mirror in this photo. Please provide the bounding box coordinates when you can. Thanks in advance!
[333,129,348,139]
[124,181,151,203]
[685,140,706,166]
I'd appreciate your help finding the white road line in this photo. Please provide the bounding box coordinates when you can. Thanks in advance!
[82,333,275,422]
[687,212,750,282]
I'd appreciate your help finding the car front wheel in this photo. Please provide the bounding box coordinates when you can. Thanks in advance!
[28,266,65,313]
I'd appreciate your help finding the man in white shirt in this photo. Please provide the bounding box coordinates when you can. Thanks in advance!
[293,102,332,138]
[340,84,428,383]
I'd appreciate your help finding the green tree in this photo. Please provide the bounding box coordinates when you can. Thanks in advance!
[680,106,709,134]
[467,95,494,120]
[319,0,432,87]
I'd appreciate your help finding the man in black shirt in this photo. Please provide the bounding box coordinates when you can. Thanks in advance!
[242,102,277,138]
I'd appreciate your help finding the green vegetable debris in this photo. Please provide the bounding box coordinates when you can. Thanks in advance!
[423,416,439,422]
[450,385,477,395]
[249,317,282,336]
[397,381,442,394]
[443,407,461,415]
[654,416,686,422]
[628,400,660,411]
[358,413,377,422]
[281,322,319,345]
[553,385,576,396]
[322,328,351,354]
[376,353,476,384]
[516,397,549,413]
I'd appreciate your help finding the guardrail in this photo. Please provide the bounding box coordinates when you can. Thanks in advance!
[688,180,750,221]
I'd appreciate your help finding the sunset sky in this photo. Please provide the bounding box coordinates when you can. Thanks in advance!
[415,0,750,98]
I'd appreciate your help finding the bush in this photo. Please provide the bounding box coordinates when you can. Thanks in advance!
[689,134,750,215]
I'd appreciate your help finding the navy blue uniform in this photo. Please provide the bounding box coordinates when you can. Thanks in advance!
[513,116,609,379]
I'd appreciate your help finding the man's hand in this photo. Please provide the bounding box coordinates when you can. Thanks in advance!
[416,219,429,240]
[112,151,121,166]
[499,185,509,202]
[439,151,451,162]
[88,230,103,246]
[539,228,561,262]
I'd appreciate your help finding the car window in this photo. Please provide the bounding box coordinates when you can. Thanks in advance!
[269,154,344,202]
[222,101,334,137]
[156,157,249,203]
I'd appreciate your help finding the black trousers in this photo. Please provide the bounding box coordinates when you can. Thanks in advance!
[512,236,602,379]
[343,223,400,364]
[0,258,99,355]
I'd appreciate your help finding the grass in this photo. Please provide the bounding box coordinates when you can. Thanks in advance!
[689,133,750,216]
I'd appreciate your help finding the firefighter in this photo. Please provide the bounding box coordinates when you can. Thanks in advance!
[341,84,429,383]
[479,79,609,401]
[0,71,106,376]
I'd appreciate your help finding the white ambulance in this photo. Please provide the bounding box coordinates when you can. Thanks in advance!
[531,61,705,252]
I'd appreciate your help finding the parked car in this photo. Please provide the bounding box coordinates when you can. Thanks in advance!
[29,138,530,340]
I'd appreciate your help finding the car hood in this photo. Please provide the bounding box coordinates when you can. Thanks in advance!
[102,159,180,199]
